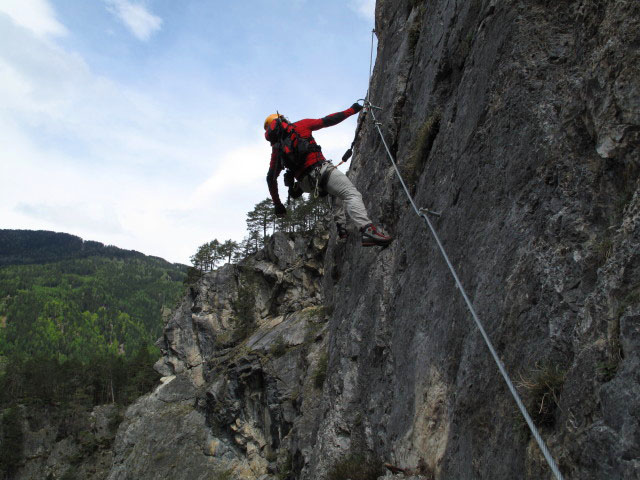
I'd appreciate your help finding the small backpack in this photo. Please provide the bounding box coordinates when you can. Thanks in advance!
[265,116,321,172]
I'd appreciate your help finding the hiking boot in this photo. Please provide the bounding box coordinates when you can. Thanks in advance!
[336,223,348,240]
[360,223,393,247]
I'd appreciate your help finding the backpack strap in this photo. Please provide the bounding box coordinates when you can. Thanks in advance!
[269,117,323,175]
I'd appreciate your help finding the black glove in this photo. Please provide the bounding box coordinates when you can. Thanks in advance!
[289,183,303,199]
[351,102,363,113]
[283,170,295,187]
[274,203,287,217]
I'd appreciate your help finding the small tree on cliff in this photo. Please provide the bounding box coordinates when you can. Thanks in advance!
[233,281,256,340]
[246,198,275,248]
[219,240,240,264]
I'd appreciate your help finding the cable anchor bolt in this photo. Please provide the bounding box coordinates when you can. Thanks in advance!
[419,207,442,217]
[358,99,383,110]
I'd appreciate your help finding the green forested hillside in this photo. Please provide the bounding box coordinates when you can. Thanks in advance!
[0,229,171,266]
[0,230,187,408]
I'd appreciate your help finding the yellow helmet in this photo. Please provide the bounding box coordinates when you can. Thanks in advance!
[264,113,282,130]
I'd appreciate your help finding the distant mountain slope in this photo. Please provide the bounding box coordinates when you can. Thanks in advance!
[0,231,190,480]
[0,230,187,356]
[0,229,185,268]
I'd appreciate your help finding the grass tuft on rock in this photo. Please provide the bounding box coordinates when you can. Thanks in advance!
[405,110,442,189]
[597,358,620,382]
[276,451,293,480]
[270,336,288,358]
[233,283,257,341]
[517,363,565,428]
[327,454,384,480]
[212,468,233,480]
[313,351,328,389]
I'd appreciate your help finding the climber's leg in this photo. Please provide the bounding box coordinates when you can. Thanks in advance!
[321,164,371,229]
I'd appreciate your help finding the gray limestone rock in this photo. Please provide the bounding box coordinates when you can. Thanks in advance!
[307,1,640,479]
[7,403,121,480]
[106,230,330,480]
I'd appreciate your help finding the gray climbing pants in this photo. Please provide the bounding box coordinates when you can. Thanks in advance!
[299,162,372,229]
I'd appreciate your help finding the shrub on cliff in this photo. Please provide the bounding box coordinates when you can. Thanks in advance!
[232,283,257,341]
[327,454,384,480]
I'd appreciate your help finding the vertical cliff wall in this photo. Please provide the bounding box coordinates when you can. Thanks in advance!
[312,0,639,478]
[105,1,639,479]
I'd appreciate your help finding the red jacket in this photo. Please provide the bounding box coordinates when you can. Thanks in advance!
[266,106,359,206]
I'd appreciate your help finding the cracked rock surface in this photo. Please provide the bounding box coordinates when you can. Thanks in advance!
[107,231,331,479]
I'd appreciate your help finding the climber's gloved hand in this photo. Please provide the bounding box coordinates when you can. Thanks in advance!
[283,170,295,187]
[351,102,363,113]
[289,183,303,199]
[274,203,287,218]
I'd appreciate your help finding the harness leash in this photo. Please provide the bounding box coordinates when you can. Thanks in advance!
[359,27,564,480]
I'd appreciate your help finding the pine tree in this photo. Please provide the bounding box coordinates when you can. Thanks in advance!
[208,239,221,270]
[188,193,330,271]
[220,240,240,264]
[246,199,276,248]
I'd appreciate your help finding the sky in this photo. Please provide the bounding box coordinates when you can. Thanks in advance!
[0,0,377,265]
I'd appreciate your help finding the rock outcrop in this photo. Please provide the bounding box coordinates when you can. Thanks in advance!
[108,230,331,479]
[5,403,121,480]
[107,1,639,479]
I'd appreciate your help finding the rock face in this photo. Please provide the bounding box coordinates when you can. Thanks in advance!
[5,403,121,480]
[107,1,639,479]
[108,230,331,480]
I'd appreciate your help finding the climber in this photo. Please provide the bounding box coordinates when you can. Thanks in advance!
[264,103,393,247]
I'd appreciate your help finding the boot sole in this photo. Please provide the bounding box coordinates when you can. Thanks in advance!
[361,239,393,247]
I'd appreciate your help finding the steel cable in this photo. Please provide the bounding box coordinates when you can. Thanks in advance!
[360,28,564,480]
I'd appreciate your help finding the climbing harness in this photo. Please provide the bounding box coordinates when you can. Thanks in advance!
[296,161,334,199]
[311,162,335,198]
[357,28,565,480]
[319,164,333,196]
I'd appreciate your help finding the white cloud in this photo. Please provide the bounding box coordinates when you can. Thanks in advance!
[349,0,375,22]
[0,2,370,264]
[15,202,126,236]
[0,0,67,37]
[105,0,162,41]
[0,19,250,264]
[187,124,357,209]
[189,141,270,206]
